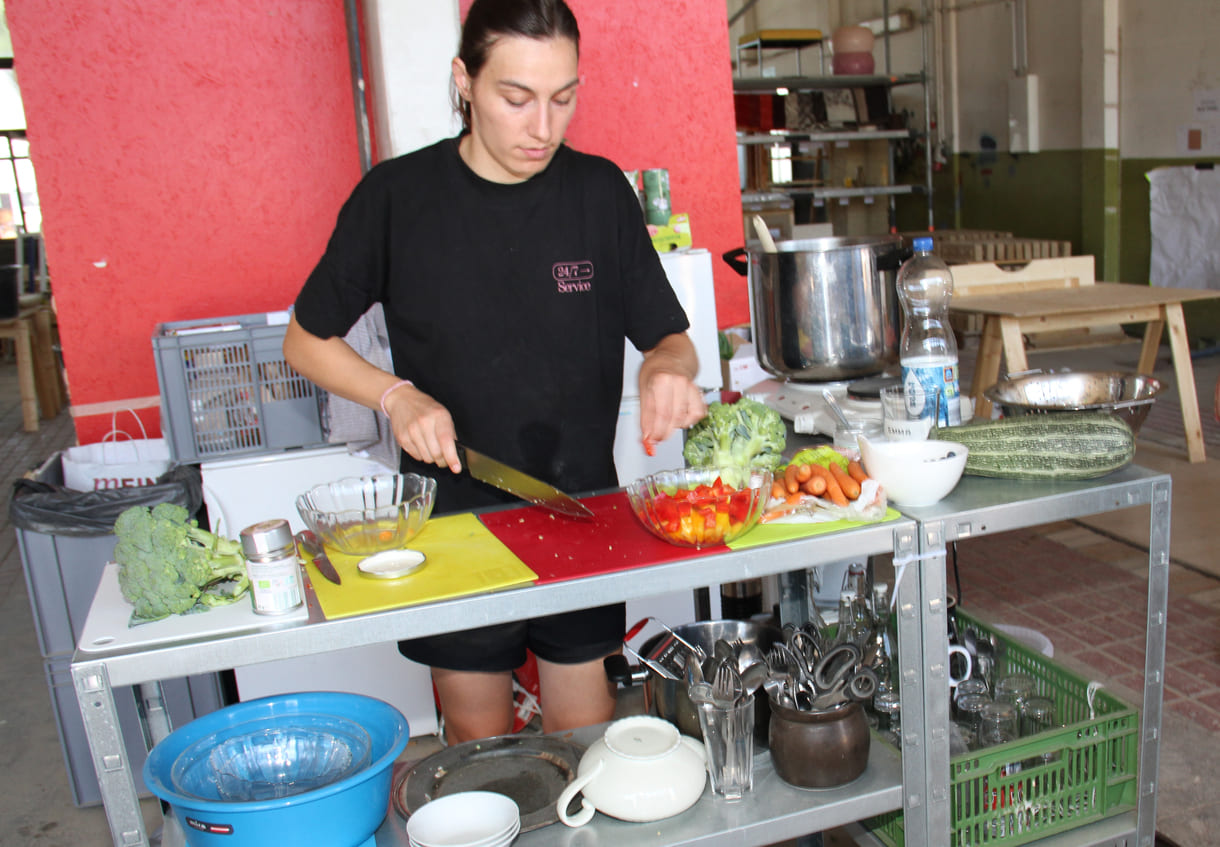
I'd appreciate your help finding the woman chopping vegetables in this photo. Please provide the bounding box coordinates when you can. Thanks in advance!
[283,0,706,744]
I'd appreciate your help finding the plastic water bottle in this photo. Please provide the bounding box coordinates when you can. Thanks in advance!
[896,237,962,426]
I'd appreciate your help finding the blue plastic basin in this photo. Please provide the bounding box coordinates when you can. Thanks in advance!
[144,692,408,847]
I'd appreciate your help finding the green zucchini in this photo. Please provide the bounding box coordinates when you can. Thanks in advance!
[929,412,1135,480]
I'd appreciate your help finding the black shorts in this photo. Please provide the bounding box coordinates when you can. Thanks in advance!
[397,603,626,672]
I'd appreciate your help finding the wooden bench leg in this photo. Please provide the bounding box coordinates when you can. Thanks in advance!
[971,317,1005,419]
[31,308,63,418]
[1137,319,1164,374]
[1164,304,1206,463]
[13,317,38,432]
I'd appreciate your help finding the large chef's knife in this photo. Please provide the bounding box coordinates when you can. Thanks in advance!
[296,530,342,585]
[457,443,595,520]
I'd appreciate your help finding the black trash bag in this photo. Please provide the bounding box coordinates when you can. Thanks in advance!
[9,458,203,537]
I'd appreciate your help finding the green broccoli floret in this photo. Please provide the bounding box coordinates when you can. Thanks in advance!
[113,503,249,623]
[683,397,787,473]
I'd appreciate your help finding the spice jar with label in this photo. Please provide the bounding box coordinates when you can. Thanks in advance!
[240,519,304,615]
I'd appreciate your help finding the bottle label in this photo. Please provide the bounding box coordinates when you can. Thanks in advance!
[245,554,304,615]
[901,361,962,426]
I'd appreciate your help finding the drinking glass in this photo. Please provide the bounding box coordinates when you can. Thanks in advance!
[954,692,991,750]
[953,677,989,716]
[880,385,938,440]
[1020,695,1056,737]
[978,701,1019,747]
[995,673,1036,710]
[697,696,755,800]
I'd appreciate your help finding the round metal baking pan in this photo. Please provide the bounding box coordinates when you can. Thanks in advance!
[393,734,584,832]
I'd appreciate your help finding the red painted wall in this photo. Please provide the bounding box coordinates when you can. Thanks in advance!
[555,1,746,328]
[9,0,743,445]
[6,0,361,444]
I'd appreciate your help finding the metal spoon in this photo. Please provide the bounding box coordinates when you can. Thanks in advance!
[822,389,855,432]
[740,661,770,697]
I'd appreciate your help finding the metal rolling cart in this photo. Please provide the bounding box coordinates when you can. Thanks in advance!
[70,465,1171,847]
[71,516,920,847]
[887,464,1171,847]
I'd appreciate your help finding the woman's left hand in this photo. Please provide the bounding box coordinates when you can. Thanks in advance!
[638,333,707,446]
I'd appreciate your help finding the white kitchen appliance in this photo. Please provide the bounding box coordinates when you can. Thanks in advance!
[199,445,440,738]
[615,248,725,623]
[614,248,723,485]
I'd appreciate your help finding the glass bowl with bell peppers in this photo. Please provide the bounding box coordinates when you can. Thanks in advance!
[624,467,773,549]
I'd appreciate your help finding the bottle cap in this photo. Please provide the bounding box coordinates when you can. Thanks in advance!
[913,236,934,252]
[240,519,295,557]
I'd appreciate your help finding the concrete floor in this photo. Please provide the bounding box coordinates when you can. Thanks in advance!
[1,336,1217,846]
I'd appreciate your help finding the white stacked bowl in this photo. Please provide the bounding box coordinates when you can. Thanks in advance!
[406,791,520,847]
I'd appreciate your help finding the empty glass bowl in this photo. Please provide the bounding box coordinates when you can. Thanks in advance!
[296,473,437,557]
[172,713,372,802]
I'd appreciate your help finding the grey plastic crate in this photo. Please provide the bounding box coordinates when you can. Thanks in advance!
[45,655,225,807]
[153,311,327,463]
[17,523,118,657]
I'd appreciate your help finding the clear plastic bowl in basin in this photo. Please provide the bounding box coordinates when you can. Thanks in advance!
[624,467,772,548]
[296,473,436,557]
[144,692,409,847]
[172,714,372,802]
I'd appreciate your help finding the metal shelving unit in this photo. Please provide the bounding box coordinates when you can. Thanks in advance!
[71,465,1170,847]
[733,3,935,232]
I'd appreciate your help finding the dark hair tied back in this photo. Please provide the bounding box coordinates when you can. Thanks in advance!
[453,0,580,131]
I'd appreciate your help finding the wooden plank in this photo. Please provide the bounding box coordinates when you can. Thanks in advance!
[951,256,1096,295]
[951,282,1220,318]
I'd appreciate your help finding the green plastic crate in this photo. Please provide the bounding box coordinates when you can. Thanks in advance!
[868,609,1139,847]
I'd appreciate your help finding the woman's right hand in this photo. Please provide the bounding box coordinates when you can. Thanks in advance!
[382,383,463,473]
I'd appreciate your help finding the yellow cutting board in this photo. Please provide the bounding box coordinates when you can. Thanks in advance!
[306,513,538,620]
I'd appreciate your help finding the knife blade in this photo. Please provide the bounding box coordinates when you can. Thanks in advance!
[457,443,595,520]
[296,530,342,585]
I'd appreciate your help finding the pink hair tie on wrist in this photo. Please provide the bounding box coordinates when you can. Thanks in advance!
[379,379,414,417]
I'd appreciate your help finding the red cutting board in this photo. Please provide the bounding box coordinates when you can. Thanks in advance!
[478,491,719,584]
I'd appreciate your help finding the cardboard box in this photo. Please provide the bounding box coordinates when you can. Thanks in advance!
[721,338,772,392]
[650,213,693,253]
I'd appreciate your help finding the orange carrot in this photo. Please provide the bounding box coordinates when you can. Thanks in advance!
[795,463,813,483]
[847,460,868,484]
[830,462,861,500]
[771,480,787,500]
[784,463,801,494]
[802,474,827,497]
[785,490,803,505]
[811,463,849,507]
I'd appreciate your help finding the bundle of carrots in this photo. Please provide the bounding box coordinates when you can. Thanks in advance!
[768,458,870,508]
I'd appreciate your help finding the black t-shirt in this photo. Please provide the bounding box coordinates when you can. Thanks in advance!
[294,137,689,514]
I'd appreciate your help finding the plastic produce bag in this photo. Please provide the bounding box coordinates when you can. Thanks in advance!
[9,454,203,537]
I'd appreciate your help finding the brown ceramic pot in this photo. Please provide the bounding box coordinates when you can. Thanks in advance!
[767,698,870,789]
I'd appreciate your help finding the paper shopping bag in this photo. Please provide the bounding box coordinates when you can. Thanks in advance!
[62,410,173,491]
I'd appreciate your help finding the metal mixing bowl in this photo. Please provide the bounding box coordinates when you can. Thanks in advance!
[982,370,1162,433]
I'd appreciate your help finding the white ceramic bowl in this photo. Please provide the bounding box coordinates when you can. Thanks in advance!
[857,435,968,507]
[406,790,519,847]
[556,715,706,827]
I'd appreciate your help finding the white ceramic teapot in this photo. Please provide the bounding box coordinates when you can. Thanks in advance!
[556,715,706,827]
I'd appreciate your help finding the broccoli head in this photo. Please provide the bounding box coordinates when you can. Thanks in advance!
[683,397,786,473]
[113,503,249,623]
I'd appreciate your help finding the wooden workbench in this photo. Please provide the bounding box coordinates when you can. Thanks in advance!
[952,282,1220,463]
[0,300,63,431]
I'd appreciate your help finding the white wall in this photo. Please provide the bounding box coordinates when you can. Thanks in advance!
[1120,0,1220,158]
[364,0,462,160]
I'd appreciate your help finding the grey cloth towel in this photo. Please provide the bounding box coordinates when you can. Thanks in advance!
[321,303,401,470]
